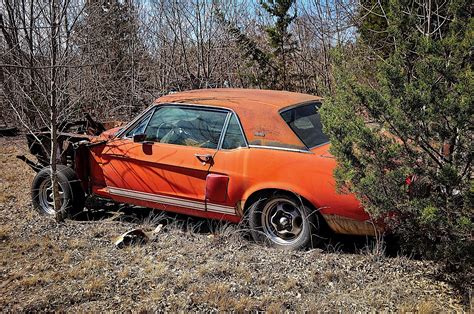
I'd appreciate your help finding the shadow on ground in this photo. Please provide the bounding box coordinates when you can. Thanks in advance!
[70,196,401,256]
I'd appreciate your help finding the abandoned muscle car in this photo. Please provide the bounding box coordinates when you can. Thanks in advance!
[24,89,375,249]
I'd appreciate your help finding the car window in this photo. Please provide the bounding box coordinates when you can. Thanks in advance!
[280,103,329,148]
[222,114,246,149]
[143,106,227,149]
[124,110,153,138]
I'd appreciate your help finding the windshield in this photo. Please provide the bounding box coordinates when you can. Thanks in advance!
[280,103,329,149]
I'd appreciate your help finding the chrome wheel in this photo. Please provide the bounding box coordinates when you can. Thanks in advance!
[38,178,64,215]
[261,197,306,245]
[32,165,85,219]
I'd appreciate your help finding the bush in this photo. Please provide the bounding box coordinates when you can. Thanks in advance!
[320,0,473,263]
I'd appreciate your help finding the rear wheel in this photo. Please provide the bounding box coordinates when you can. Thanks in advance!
[31,165,85,219]
[248,193,318,250]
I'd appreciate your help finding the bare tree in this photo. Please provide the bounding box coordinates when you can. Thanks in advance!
[49,0,61,216]
[1,0,88,219]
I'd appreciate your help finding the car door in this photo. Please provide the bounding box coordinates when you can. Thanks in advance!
[100,105,229,213]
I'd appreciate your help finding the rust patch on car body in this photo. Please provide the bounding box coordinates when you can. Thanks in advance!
[322,214,379,236]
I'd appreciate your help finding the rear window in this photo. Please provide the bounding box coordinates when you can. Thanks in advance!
[280,103,329,149]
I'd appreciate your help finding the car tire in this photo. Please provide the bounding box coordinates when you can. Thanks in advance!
[248,193,318,250]
[31,165,85,219]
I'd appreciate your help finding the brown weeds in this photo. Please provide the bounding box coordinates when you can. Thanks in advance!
[0,137,468,312]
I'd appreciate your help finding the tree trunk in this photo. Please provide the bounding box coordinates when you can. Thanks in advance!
[50,0,62,222]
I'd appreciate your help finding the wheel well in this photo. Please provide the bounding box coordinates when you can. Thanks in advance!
[244,189,316,214]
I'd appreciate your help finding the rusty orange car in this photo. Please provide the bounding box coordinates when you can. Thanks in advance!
[25,89,374,250]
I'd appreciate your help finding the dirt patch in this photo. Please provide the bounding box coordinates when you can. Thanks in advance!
[0,136,470,311]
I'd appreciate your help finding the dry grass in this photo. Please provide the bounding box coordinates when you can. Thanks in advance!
[0,136,470,311]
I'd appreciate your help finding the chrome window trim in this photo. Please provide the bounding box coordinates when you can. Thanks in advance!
[248,144,314,154]
[117,102,250,150]
[217,112,232,150]
[116,102,245,150]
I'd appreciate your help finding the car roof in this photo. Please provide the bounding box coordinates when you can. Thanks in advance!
[156,88,321,111]
[156,89,322,150]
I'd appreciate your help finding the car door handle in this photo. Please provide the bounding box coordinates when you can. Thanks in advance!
[194,153,213,165]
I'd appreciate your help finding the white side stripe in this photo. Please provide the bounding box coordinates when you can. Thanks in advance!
[108,187,235,215]
[206,203,236,214]
[109,187,205,210]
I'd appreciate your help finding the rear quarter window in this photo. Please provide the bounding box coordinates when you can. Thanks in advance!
[280,103,329,149]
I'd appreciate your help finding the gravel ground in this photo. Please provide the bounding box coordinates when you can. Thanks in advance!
[0,136,471,311]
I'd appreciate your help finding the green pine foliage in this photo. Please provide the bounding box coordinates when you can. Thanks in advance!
[216,0,297,89]
[260,0,297,89]
[214,7,275,86]
[320,0,473,261]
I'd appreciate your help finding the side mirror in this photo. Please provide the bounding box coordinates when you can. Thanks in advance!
[133,133,147,143]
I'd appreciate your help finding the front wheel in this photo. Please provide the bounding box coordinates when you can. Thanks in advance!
[31,165,85,219]
[248,194,318,250]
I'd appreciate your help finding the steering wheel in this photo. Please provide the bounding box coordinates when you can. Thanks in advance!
[160,126,196,145]
[156,122,174,141]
